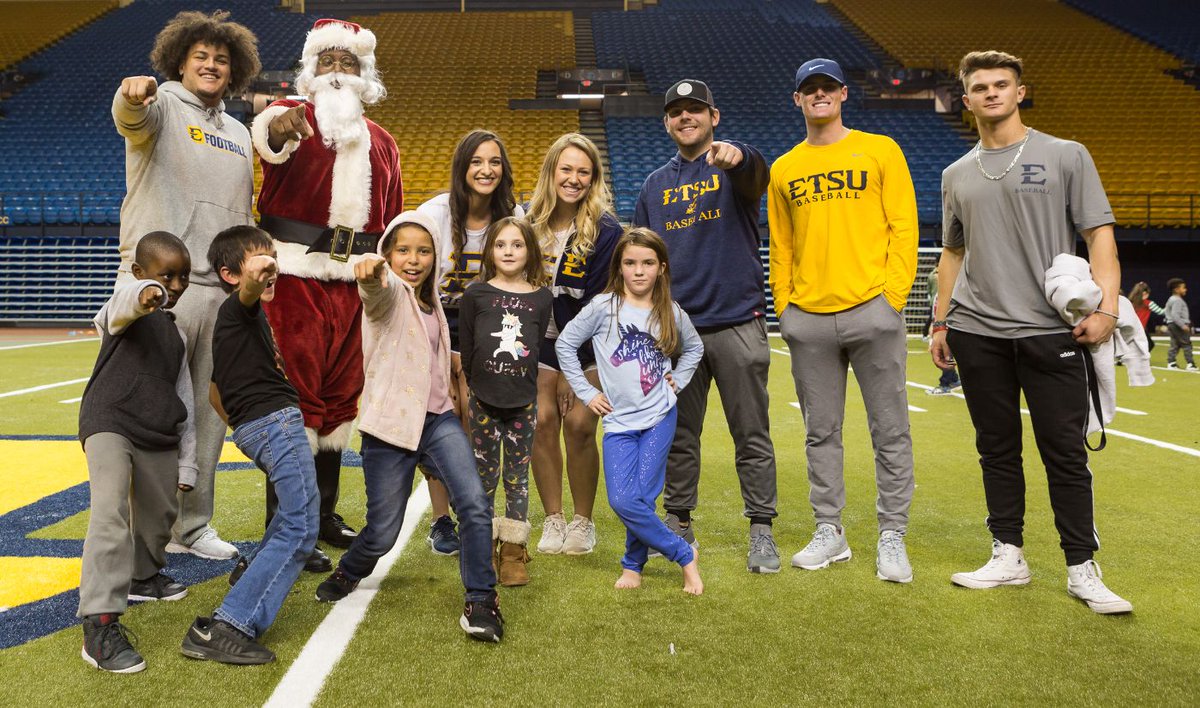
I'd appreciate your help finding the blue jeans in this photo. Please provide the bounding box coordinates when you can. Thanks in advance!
[603,407,694,572]
[216,407,318,638]
[340,412,496,601]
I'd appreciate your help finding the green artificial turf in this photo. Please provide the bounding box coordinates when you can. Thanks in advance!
[2,336,1197,705]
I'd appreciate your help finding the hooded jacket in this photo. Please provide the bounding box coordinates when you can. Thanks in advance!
[357,211,452,451]
[113,81,254,287]
[633,140,769,327]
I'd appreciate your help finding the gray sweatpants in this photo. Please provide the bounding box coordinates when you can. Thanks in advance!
[1167,323,1194,366]
[167,282,228,545]
[665,317,778,519]
[78,432,179,617]
[778,295,914,532]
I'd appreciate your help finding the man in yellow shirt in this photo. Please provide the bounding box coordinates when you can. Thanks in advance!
[768,58,918,583]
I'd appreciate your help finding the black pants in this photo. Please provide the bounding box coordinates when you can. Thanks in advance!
[947,329,1099,566]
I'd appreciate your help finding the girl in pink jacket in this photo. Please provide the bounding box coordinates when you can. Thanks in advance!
[311,210,504,643]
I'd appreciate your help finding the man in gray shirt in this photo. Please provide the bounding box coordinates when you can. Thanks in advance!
[113,11,259,562]
[931,50,1131,614]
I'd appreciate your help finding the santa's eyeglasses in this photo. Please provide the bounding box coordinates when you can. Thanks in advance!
[317,55,359,71]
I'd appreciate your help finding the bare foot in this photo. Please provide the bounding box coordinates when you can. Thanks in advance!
[682,555,703,596]
[615,569,642,589]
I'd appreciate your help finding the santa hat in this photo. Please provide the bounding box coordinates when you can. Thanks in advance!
[302,19,377,74]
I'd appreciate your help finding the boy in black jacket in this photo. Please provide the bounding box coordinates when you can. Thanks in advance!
[79,231,196,673]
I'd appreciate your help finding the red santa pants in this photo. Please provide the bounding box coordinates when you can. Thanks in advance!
[263,275,364,439]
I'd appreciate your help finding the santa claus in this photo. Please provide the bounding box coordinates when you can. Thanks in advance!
[250,18,403,567]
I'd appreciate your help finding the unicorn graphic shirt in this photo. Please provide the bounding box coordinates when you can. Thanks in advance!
[555,293,704,433]
[459,282,552,409]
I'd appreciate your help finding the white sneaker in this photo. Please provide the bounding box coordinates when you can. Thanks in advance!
[876,530,913,583]
[951,539,1031,589]
[791,523,852,570]
[536,513,567,554]
[1067,560,1133,614]
[1187,363,1199,372]
[166,528,237,560]
[560,515,596,555]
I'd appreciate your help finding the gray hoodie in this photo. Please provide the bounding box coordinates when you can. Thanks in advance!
[113,81,254,287]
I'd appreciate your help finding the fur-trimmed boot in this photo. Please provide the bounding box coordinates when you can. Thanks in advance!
[496,517,532,587]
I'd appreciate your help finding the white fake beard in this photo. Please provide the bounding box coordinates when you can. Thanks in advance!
[309,72,370,148]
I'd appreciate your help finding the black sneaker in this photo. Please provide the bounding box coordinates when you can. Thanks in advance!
[228,556,249,587]
[180,616,275,665]
[459,592,504,643]
[428,515,461,556]
[305,547,333,573]
[128,572,187,602]
[81,614,145,673]
[319,513,357,549]
[315,567,359,603]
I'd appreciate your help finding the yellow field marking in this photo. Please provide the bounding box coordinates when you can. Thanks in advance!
[0,441,89,516]
[0,556,83,608]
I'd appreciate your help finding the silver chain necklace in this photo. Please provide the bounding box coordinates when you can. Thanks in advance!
[975,127,1032,181]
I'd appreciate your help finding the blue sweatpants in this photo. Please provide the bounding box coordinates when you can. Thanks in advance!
[603,407,695,572]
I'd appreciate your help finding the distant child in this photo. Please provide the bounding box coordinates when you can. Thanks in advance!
[555,228,705,594]
[314,211,504,642]
[459,217,552,586]
[79,231,196,673]
[1164,278,1195,370]
[1127,281,1164,353]
[180,225,319,665]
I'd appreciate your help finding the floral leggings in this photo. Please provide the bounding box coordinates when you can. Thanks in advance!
[466,395,536,521]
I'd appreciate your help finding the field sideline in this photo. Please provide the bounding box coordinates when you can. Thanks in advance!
[0,331,1197,705]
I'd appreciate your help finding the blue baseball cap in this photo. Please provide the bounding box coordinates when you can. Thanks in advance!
[795,58,846,90]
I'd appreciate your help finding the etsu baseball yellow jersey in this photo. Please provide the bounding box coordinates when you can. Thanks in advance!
[768,129,918,314]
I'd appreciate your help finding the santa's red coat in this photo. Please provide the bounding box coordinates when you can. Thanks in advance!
[252,99,404,443]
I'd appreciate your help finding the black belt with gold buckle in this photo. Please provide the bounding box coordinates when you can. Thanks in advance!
[259,215,381,263]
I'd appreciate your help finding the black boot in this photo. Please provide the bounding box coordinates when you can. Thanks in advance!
[316,449,356,548]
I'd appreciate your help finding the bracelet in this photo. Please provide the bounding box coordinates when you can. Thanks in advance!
[930,319,948,333]
[1092,309,1119,320]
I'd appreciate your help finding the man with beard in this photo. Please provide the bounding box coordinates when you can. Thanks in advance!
[113,10,260,566]
[250,19,403,566]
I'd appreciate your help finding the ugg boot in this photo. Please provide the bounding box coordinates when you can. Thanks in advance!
[496,517,532,587]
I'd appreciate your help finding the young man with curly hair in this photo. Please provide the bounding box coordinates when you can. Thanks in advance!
[112,10,261,565]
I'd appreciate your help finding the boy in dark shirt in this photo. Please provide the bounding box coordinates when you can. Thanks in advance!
[79,231,196,673]
[180,225,318,664]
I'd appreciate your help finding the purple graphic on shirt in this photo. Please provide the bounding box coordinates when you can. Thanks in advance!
[610,323,665,395]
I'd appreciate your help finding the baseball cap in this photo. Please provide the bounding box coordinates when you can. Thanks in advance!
[664,79,714,111]
[794,58,846,90]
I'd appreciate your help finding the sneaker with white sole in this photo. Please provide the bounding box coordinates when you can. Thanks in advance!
[1167,362,1179,369]
[791,523,852,570]
[1067,559,1133,614]
[81,614,145,673]
[950,539,1032,588]
[536,513,567,554]
[127,573,187,602]
[166,527,238,560]
[1187,363,1199,372]
[560,515,596,555]
[876,529,913,583]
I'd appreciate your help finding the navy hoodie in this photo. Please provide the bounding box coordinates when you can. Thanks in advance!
[633,140,769,327]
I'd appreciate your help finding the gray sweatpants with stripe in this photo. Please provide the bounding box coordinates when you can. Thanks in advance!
[778,295,914,532]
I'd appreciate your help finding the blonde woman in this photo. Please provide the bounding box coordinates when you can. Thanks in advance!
[525,133,621,554]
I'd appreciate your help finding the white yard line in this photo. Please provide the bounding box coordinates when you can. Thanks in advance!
[264,481,431,708]
[0,377,90,399]
[0,337,98,351]
[58,396,84,405]
[1114,407,1147,416]
[1151,366,1198,374]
